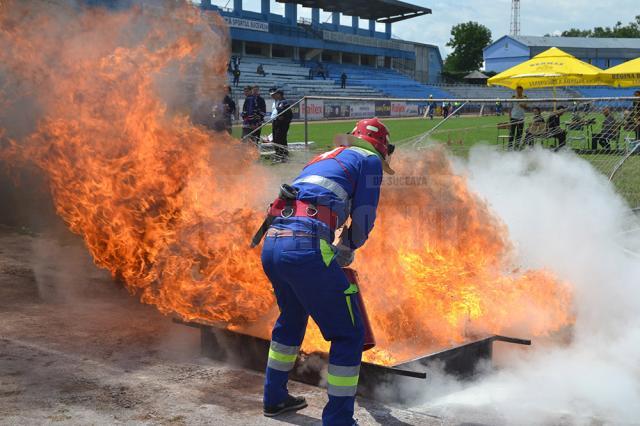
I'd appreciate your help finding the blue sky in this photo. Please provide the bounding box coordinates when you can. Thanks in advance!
[202,0,640,55]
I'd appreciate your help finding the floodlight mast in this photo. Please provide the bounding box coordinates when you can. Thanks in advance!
[510,0,521,36]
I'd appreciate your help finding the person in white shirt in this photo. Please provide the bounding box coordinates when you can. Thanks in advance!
[509,86,528,150]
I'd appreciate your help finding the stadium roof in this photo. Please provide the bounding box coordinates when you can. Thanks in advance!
[275,0,431,23]
[512,36,640,50]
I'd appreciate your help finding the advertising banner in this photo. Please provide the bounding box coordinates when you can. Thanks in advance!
[349,102,375,118]
[391,102,420,117]
[223,17,269,32]
[305,99,324,120]
[324,101,349,119]
[375,101,391,117]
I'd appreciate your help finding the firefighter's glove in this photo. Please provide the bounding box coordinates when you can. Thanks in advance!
[334,243,354,267]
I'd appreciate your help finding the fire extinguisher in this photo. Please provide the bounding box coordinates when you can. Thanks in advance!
[342,267,376,351]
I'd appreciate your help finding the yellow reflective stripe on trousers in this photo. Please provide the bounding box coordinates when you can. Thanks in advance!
[319,239,335,267]
[344,283,358,295]
[327,373,359,387]
[345,296,355,326]
[267,342,299,372]
[268,348,297,363]
[327,364,360,397]
[344,283,358,326]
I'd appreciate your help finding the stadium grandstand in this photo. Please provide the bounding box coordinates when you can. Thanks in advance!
[199,0,449,98]
[81,0,640,117]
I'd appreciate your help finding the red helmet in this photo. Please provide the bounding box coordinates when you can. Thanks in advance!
[351,118,392,159]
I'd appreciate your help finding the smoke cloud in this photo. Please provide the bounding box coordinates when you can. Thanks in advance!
[415,146,640,424]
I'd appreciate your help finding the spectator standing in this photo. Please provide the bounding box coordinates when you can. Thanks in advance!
[269,88,293,163]
[592,107,618,150]
[308,67,314,80]
[269,86,279,122]
[427,95,435,120]
[318,63,326,80]
[548,105,568,150]
[241,86,255,141]
[340,72,347,89]
[442,102,450,119]
[495,99,503,116]
[252,85,267,141]
[232,66,241,87]
[257,64,266,77]
[508,86,528,149]
[222,85,236,135]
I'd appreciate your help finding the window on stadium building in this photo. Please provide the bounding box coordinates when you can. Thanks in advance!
[271,0,284,15]
[319,11,332,24]
[297,5,312,22]
[242,0,261,13]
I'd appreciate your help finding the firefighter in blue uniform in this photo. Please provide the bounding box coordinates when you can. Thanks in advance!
[253,118,395,425]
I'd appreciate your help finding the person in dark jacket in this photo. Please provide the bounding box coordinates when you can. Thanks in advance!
[241,86,255,141]
[222,85,236,135]
[592,107,618,150]
[340,72,347,89]
[548,106,567,150]
[251,85,267,141]
[269,88,293,162]
[232,66,241,87]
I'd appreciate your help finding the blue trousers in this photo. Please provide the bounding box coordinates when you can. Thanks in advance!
[262,235,365,426]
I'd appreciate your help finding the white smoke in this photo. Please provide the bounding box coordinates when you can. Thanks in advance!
[415,146,640,424]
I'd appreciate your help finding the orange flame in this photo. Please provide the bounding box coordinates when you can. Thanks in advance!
[0,1,573,366]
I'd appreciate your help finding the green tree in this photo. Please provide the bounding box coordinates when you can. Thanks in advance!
[560,16,640,38]
[443,22,492,75]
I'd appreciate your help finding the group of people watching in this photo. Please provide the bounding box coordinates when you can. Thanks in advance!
[190,82,293,163]
[507,87,640,151]
[241,85,293,162]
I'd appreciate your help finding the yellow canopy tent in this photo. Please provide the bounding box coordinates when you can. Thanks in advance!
[601,57,640,87]
[488,47,604,90]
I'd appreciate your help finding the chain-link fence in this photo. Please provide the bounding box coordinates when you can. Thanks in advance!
[248,95,639,209]
[296,96,640,209]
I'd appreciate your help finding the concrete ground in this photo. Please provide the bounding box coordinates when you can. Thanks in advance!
[0,226,467,426]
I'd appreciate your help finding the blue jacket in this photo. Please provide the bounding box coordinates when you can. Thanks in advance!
[272,145,383,249]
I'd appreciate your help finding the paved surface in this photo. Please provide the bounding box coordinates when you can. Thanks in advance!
[0,227,458,425]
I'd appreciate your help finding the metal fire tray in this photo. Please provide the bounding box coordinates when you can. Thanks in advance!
[174,319,530,403]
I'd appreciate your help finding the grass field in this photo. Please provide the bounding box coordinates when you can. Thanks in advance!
[232,115,505,151]
[232,114,639,208]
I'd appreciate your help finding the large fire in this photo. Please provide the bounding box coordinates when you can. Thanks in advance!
[0,1,573,366]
